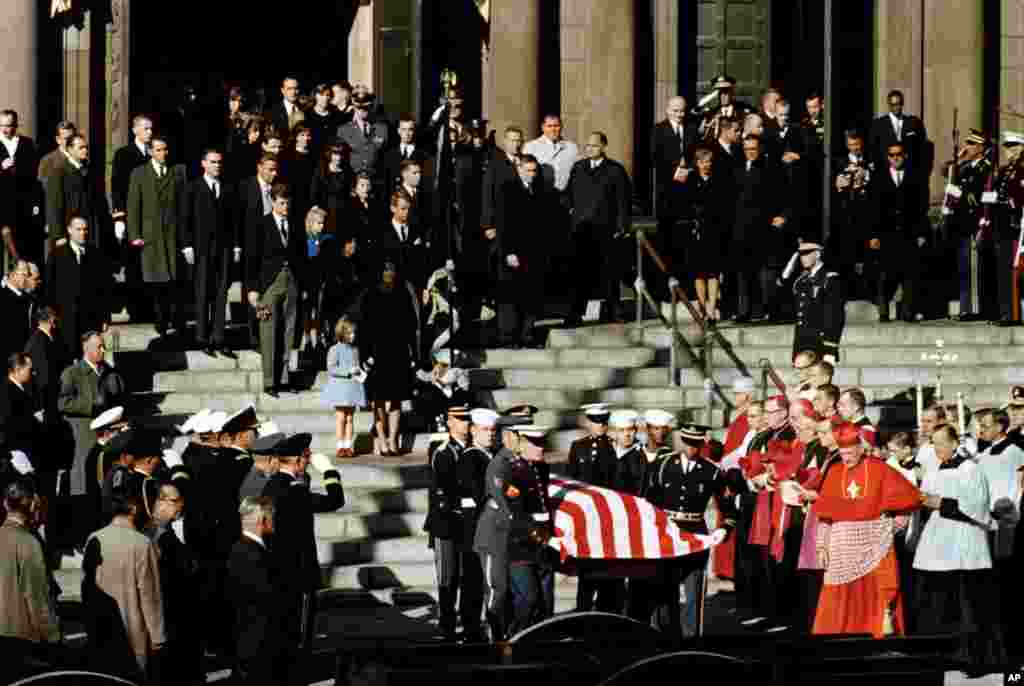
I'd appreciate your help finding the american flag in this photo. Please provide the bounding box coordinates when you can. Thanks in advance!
[546,478,710,562]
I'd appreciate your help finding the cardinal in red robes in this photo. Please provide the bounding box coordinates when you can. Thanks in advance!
[802,422,921,638]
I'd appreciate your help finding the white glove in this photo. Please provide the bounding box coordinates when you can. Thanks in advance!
[430,104,446,123]
[667,277,681,291]
[234,246,242,264]
[445,259,455,272]
[162,449,183,469]
[506,254,520,269]
[10,450,33,475]
[823,354,836,365]
[114,221,126,241]
[182,247,195,266]
[709,528,728,546]
[633,277,646,293]
[33,410,44,423]
[981,190,998,205]
[310,453,335,474]
[114,267,127,284]
[917,237,927,248]
[171,519,186,544]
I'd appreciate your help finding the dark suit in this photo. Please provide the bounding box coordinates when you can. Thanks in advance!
[45,162,111,252]
[566,158,632,322]
[373,220,425,288]
[110,143,148,214]
[869,113,927,169]
[496,177,552,345]
[480,152,519,229]
[0,379,39,461]
[0,285,31,361]
[227,537,288,686]
[651,119,698,217]
[267,101,303,137]
[732,156,785,319]
[24,329,66,428]
[0,136,42,263]
[381,145,429,198]
[247,213,307,389]
[236,176,273,346]
[182,177,233,346]
[44,243,112,357]
[868,165,929,320]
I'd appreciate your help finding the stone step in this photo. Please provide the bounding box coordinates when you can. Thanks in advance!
[479,347,657,370]
[313,511,427,541]
[316,535,433,568]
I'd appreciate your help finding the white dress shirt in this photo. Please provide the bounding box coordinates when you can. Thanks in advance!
[522,135,579,192]
[0,135,19,158]
[889,113,903,140]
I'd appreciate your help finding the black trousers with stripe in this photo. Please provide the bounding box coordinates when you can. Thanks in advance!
[433,537,484,635]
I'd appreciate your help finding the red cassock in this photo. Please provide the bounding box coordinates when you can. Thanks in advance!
[748,439,794,548]
[810,457,921,638]
[712,414,750,579]
[767,439,806,562]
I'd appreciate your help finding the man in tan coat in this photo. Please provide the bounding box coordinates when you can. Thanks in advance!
[0,478,59,644]
[82,482,165,680]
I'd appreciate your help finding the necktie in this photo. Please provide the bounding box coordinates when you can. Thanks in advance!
[157,164,164,178]
[363,122,370,137]
[400,225,407,243]
[77,246,85,264]
[262,185,272,214]
[212,180,219,198]
[278,217,288,245]
[403,145,411,159]
[894,117,902,140]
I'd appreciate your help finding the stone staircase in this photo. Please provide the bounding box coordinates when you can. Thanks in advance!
[51,304,1024,618]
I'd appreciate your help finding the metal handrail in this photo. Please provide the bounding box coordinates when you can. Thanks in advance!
[632,230,735,419]
[759,358,788,400]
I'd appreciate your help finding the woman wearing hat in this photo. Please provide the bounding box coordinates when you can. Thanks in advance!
[358,260,418,455]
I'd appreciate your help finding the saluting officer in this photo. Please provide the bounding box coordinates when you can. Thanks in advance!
[644,424,734,639]
[259,433,344,679]
[237,421,283,499]
[424,405,491,642]
[792,241,844,364]
[568,403,620,612]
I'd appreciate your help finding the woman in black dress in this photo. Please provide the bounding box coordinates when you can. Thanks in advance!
[306,83,343,157]
[670,145,730,322]
[358,261,418,455]
[280,125,317,225]
[318,229,367,335]
[310,144,354,236]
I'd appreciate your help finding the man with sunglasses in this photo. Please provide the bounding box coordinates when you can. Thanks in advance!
[868,141,929,322]
[792,241,844,364]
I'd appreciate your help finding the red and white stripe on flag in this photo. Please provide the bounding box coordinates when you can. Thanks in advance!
[547,478,707,562]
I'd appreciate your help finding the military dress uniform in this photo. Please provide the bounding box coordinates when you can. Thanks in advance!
[992,137,1024,324]
[425,432,489,641]
[473,442,553,641]
[644,435,737,638]
[949,134,995,319]
[259,433,345,678]
[568,428,620,612]
[792,257,844,363]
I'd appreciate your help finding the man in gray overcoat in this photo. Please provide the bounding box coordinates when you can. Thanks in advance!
[126,136,186,336]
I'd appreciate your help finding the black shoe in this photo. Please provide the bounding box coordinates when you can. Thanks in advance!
[879,314,891,323]
[263,387,279,398]
[733,314,751,324]
[955,313,982,322]
[218,347,238,359]
[202,346,218,358]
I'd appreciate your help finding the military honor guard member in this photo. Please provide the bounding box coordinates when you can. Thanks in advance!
[259,433,344,676]
[237,420,283,499]
[947,128,995,321]
[610,409,645,496]
[644,424,734,638]
[474,423,554,642]
[568,403,620,612]
[424,405,490,641]
[791,241,844,364]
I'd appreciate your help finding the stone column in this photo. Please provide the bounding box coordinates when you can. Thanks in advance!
[923,1,983,203]
[0,0,38,138]
[110,0,131,149]
[485,0,540,139]
[561,0,635,177]
[874,0,924,118]
[349,1,377,92]
[652,0,679,124]
[1002,1,1024,136]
